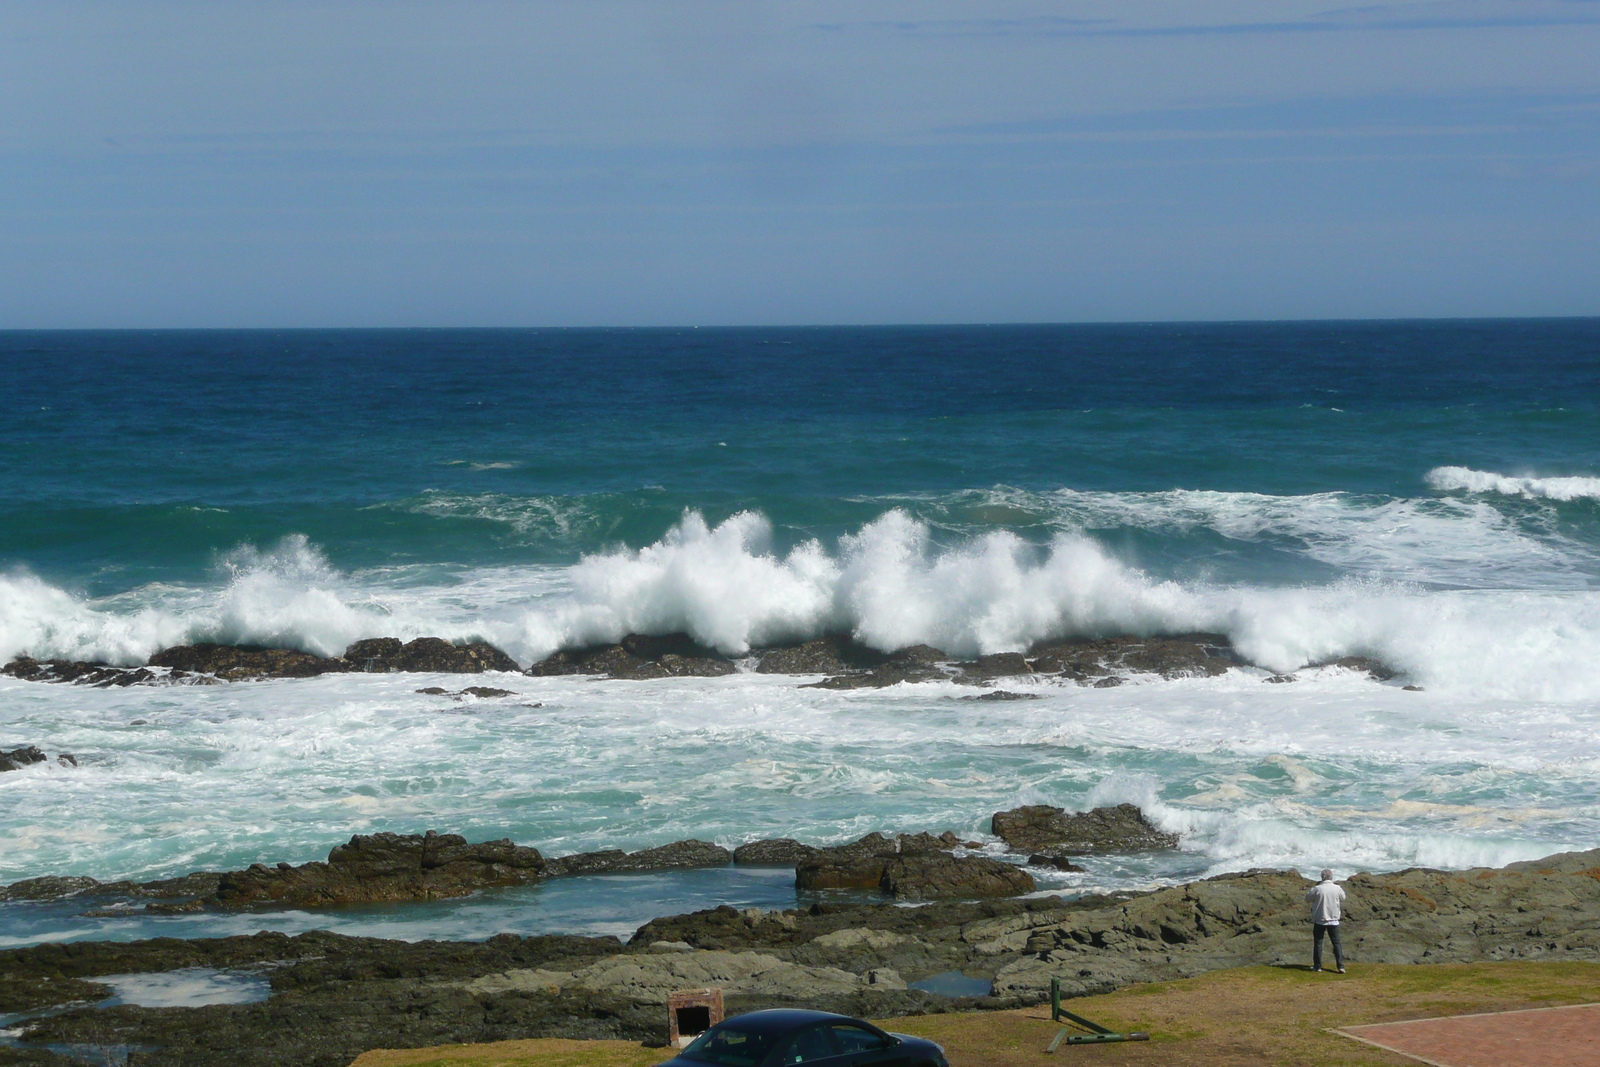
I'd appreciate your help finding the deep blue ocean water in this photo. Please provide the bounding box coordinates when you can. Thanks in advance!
[4,321,1597,588]
[3,320,1599,946]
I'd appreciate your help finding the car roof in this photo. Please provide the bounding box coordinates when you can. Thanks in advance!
[713,1009,865,1036]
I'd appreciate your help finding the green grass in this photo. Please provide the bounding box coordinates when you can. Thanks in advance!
[350,961,1600,1067]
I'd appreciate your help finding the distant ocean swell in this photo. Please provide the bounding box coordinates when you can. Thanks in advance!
[5,474,1600,702]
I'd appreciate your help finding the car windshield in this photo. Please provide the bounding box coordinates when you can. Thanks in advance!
[679,1024,777,1067]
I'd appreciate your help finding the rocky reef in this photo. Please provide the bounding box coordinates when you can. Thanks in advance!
[212,832,546,908]
[0,746,75,772]
[1,630,1409,689]
[529,630,1402,689]
[792,831,1034,901]
[3,849,1598,1066]
[990,803,1180,858]
[3,811,1121,914]
[2,637,519,687]
[525,633,737,679]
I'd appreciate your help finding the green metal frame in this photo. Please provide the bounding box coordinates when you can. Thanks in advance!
[1045,977,1151,1052]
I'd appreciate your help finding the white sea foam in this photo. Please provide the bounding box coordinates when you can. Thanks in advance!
[3,663,1593,942]
[964,484,1595,589]
[1427,466,1600,502]
[5,510,1600,701]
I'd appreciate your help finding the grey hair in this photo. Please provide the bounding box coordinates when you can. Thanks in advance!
[1321,869,1334,881]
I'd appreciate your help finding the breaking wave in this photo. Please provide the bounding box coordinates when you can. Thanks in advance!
[1427,466,1600,502]
[6,511,1600,701]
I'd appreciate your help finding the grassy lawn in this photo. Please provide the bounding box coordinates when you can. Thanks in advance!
[350,961,1600,1067]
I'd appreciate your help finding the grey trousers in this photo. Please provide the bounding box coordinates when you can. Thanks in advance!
[1313,923,1344,970]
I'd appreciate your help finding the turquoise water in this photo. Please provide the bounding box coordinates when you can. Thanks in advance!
[2,322,1599,944]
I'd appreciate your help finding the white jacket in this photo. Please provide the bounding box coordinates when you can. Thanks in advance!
[1306,880,1345,925]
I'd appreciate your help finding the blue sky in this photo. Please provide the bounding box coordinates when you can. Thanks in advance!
[2,0,1598,326]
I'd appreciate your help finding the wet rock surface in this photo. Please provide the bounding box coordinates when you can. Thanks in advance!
[5,630,1408,689]
[798,853,1037,901]
[754,635,885,676]
[794,830,1033,901]
[991,803,1180,856]
[343,637,519,674]
[415,686,519,699]
[4,851,1599,1065]
[525,633,737,679]
[6,835,548,913]
[211,832,546,907]
[147,644,337,680]
[732,839,823,866]
[802,644,952,690]
[1,745,48,772]
[1023,633,1241,681]
[0,746,77,772]
[2,658,181,688]
[542,839,733,878]
[2,637,521,688]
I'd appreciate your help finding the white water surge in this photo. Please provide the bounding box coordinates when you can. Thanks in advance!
[3,494,1600,701]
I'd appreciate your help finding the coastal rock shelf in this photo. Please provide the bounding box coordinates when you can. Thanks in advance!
[1,636,518,687]
[0,807,1172,914]
[0,631,1409,689]
[3,850,1598,1067]
[991,803,1180,857]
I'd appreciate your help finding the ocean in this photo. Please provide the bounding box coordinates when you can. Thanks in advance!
[2,320,1599,946]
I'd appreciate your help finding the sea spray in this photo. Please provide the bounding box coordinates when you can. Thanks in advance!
[8,511,1600,701]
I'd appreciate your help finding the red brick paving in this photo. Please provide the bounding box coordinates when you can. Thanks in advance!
[1336,1002,1600,1067]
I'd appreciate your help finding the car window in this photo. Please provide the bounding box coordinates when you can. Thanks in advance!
[829,1024,891,1052]
[679,1024,776,1067]
[775,1025,838,1064]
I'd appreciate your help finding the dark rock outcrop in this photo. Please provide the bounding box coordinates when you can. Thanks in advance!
[0,746,75,772]
[803,644,952,690]
[1,745,48,772]
[733,838,823,866]
[957,652,1034,680]
[798,851,1037,900]
[1026,633,1241,682]
[2,657,170,687]
[4,637,521,688]
[795,632,1253,689]
[754,635,883,675]
[213,831,544,907]
[344,637,519,674]
[991,803,1179,855]
[794,829,1034,900]
[148,643,338,680]
[0,875,102,901]
[526,633,736,679]
[415,686,518,699]
[543,839,733,877]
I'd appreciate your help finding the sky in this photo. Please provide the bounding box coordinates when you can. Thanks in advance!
[2,0,1598,327]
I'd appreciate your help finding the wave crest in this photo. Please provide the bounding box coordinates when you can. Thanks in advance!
[1427,466,1600,502]
[6,515,1600,702]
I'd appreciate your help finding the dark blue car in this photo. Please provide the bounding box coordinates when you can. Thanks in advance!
[660,1009,950,1067]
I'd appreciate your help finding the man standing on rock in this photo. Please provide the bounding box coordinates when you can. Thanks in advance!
[1306,868,1346,973]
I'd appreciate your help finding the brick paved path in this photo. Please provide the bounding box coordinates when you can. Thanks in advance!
[1337,1003,1600,1067]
